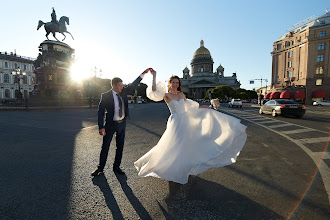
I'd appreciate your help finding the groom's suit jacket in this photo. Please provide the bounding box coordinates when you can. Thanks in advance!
[97,76,143,130]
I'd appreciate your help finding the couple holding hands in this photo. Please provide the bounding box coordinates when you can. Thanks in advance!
[92,68,247,184]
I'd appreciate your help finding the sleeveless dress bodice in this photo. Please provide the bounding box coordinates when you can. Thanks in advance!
[167,99,186,115]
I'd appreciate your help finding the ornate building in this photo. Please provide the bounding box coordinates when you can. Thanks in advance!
[270,11,330,104]
[181,40,241,99]
[0,52,36,99]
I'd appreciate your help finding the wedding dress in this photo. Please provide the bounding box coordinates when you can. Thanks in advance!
[134,83,247,184]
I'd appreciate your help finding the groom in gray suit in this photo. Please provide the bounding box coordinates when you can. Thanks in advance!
[92,68,150,176]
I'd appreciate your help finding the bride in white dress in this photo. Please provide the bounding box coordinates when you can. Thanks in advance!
[134,70,247,184]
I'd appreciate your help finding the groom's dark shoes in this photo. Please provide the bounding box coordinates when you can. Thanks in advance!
[113,166,125,175]
[91,168,103,177]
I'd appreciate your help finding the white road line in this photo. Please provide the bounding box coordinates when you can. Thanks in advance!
[268,124,293,128]
[297,137,330,144]
[250,118,272,121]
[259,121,282,124]
[220,108,330,205]
[314,152,330,160]
[281,128,316,134]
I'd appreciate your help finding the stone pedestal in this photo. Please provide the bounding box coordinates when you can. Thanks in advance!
[32,40,79,98]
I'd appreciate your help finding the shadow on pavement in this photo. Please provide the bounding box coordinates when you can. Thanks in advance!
[129,121,162,138]
[0,110,86,219]
[92,174,124,220]
[160,176,284,219]
[114,173,152,220]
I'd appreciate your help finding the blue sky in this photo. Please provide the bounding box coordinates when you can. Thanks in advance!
[1,0,329,90]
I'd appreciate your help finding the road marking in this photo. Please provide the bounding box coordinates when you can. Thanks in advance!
[249,118,271,121]
[268,124,293,128]
[314,152,330,160]
[220,108,330,205]
[259,121,281,124]
[308,110,330,116]
[298,137,330,144]
[281,128,316,134]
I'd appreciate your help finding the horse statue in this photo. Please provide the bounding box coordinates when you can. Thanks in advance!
[37,16,74,41]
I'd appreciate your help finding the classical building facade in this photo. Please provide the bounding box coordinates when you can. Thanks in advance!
[0,52,36,99]
[181,40,241,99]
[270,11,330,104]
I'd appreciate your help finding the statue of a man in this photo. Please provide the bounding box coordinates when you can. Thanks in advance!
[51,7,59,26]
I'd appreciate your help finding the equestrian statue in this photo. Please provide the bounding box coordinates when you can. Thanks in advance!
[37,8,74,41]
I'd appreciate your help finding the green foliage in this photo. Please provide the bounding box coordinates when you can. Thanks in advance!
[206,86,258,100]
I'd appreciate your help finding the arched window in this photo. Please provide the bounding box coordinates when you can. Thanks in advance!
[23,75,27,84]
[5,89,10,98]
[4,74,9,83]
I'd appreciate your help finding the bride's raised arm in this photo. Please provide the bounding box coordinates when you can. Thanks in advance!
[146,69,166,102]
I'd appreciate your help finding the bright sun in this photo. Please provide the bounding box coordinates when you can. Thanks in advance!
[70,60,91,82]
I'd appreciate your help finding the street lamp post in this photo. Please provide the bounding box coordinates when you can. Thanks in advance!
[12,68,26,99]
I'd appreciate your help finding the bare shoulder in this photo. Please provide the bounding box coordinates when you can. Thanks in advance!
[164,93,170,102]
[180,92,186,100]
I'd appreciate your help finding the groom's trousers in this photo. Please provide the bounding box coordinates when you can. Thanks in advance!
[98,120,126,170]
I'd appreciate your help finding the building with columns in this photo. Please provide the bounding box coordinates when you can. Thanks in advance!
[270,11,330,104]
[181,40,241,99]
[0,52,36,99]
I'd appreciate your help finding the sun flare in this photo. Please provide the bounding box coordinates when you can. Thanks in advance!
[70,60,91,82]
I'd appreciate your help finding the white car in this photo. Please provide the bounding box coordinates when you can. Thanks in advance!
[228,99,242,108]
[313,100,330,106]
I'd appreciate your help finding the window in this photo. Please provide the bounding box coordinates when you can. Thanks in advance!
[14,63,18,69]
[317,55,324,62]
[5,89,10,98]
[24,64,27,71]
[288,61,293,67]
[23,75,27,84]
[316,79,322,85]
[288,51,294,58]
[288,71,293,78]
[320,20,326,25]
[14,75,18,83]
[4,74,9,83]
[31,77,35,84]
[318,43,325,50]
[4,62,8,68]
[320,31,326,37]
[48,75,53,81]
[277,44,282,50]
[316,67,324,74]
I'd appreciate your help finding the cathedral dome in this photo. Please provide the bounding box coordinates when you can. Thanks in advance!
[193,40,211,58]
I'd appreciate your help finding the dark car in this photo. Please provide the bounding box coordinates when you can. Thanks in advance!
[259,100,306,118]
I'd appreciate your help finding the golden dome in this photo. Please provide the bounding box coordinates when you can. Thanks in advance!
[193,40,211,57]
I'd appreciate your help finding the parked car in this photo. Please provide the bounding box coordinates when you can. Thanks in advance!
[313,100,330,106]
[259,100,305,118]
[228,99,242,108]
[262,99,269,105]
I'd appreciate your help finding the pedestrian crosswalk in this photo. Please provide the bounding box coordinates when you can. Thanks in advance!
[219,107,330,204]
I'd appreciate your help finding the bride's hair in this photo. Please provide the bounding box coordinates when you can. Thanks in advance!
[168,75,182,92]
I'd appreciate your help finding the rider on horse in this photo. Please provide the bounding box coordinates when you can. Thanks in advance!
[51,7,59,26]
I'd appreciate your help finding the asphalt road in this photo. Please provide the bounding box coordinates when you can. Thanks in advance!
[0,103,329,219]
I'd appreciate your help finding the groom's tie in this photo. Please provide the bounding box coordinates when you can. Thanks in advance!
[116,94,123,118]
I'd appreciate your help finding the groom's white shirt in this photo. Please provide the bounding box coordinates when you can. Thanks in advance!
[112,90,125,121]
[111,74,145,121]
